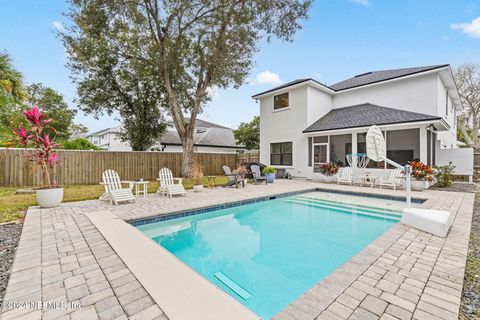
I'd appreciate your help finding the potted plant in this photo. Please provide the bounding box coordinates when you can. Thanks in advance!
[318,162,338,183]
[408,161,434,191]
[263,166,276,183]
[14,106,63,207]
[189,162,204,192]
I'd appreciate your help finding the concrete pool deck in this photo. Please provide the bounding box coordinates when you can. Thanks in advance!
[0,180,474,320]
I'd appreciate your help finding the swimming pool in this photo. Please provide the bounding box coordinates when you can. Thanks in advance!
[136,192,401,319]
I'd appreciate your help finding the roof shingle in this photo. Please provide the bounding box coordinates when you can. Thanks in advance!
[303,103,442,133]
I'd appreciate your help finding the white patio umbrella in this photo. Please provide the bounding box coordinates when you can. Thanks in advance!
[366,125,412,207]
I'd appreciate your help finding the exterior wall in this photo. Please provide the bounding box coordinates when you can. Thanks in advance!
[436,147,474,176]
[333,73,439,116]
[307,86,333,126]
[259,86,310,177]
[436,77,458,148]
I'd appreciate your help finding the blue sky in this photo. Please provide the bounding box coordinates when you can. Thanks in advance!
[1,0,480,133]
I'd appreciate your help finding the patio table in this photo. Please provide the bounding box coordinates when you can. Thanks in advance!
[206,176,216,189]
[132,180,149,197]
[360,175,378,188]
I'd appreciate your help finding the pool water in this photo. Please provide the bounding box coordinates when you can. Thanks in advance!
[137,193,401,319]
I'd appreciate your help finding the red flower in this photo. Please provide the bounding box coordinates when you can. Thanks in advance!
[23,105,51,127]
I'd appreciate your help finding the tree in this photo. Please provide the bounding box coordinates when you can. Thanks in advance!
[61,4,168,151]
[233,116,259,150]
[69,123,89,139]
[61,137,100,150]
[454,64,480,145]
[0,52,27,141]
[64,0,312,175]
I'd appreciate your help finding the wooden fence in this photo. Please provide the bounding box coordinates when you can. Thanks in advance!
[0,149,237,187]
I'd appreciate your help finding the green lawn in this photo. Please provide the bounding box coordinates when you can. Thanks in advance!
[0,176,228,223]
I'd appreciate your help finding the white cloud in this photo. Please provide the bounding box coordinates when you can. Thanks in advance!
[351,0,369,5]
[255,70,283,85]
[451,17,480,38]
[50,21,65,32]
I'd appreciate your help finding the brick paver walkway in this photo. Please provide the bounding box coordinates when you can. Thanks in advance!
[0,181,474,320]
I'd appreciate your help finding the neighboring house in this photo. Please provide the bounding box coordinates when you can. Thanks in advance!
[253,64,474,180]
[87,119,247,153]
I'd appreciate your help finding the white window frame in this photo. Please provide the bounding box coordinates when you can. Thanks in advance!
[312,142,329,173]
[272,92,291,112]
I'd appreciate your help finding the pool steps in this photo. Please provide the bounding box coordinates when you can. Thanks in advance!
[285,197,402,222]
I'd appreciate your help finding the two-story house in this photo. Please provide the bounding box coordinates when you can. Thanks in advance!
[253,64,473,181]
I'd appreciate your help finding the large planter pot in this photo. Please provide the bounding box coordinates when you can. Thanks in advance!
[266,173,275,183]
[36,187,64,208]
[193,185,204,192]
[319,174,337,183]
[410,180,425,191]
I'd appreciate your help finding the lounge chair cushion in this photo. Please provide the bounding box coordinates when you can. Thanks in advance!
[401,208,452,237]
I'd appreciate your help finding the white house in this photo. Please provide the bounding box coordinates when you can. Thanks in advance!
[253,64,474,181]
[87,119,247,154]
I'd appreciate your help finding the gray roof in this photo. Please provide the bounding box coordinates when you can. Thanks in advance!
[329,65,449,91]
[303,103,442,133]
[252,65,450,97]
[160,120,244,148]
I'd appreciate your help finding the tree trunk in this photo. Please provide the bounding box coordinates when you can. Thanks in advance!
[181,132,195,177]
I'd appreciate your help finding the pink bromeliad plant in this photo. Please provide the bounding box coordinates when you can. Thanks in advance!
[14,106,61,188]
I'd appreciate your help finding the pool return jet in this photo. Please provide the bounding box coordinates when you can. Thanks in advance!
[365,125,453,237]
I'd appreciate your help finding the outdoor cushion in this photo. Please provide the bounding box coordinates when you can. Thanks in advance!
[401,208,453,237]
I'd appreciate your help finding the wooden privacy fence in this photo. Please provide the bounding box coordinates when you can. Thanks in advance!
[0,148,237,187]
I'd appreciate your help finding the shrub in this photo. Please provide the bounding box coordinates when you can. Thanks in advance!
[263,166,276,174]
[61,138,100,150]
[434,162,455,187]
[189,162,204,185]
[319,162,338,176]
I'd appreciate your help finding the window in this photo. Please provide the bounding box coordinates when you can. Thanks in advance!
[313,144,328,173]
[270,142,292,165]
[273,93,289,110]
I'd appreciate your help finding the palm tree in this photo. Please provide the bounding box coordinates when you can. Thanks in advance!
[0,52,25,106]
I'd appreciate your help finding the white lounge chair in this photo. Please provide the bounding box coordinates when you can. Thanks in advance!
[337,167,353,185]
[379,168,403,190]
[157,167,187,197]
[101,169,136,205]
[251,165,267,185]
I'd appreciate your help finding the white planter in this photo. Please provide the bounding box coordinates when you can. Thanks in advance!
[193,185,204,192]
[319,174,337,183]
[36,187,64,208]
[410,180,425,191]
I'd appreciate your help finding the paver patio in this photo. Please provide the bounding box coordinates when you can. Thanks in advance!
[0,180,474,320]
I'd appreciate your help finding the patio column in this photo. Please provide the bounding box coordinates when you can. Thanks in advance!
[351,132,357,167]
[419,126,428,164]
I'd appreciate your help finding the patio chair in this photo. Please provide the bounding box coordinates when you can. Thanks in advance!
[251,165,267,185]
[157,168,187,197]
[223,166,244,188]
[101,169,136,205]
[337,167,353,185]
[379,168,403,190]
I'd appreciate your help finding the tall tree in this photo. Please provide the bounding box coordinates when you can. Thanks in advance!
[61,3,168,151]
[454,64,480,145]
[0,52,26,141]
[26,83,76,141]
[234,116,260,150]
[64,0,312,175]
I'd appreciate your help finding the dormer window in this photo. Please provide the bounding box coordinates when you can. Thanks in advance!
[274,93,289,110]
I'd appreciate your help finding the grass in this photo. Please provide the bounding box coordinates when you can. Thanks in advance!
[0,176,229,224]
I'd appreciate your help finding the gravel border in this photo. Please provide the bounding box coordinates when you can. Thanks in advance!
[0,223,23,305]
[460,193,480,319]
[429,182,478,193]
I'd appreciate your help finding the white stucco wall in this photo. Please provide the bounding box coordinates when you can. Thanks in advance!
[436,147,473,176]
[259,86,311,177]
[333,73,439,116]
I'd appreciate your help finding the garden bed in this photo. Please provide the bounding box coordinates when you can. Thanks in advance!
[0,222,23,305]
[460,192,480,319]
